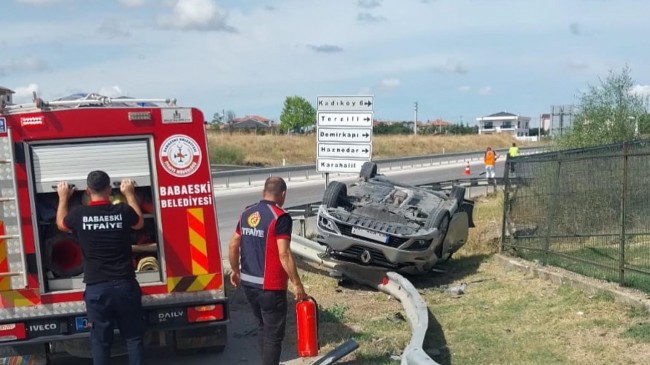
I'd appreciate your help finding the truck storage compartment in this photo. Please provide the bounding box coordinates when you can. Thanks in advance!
[27,138,163,292]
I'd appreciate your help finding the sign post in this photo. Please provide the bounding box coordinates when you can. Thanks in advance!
[316,96,374,185]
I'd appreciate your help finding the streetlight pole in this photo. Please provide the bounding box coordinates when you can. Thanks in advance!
[413,101,418,135]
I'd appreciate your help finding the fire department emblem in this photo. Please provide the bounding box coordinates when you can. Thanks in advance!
[159,134,202,177]
[247,212,261,228]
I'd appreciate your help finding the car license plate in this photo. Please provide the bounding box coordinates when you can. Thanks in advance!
[75,316,91,331]
[351,227,388,243]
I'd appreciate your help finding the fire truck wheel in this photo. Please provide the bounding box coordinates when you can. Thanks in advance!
[45,235,84,278]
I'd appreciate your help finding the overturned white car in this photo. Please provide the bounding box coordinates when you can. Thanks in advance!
[317,162,474,273]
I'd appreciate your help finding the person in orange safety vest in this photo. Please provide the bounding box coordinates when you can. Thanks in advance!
[484,147,499,178]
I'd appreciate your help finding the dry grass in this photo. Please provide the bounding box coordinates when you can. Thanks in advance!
[412,193,650,365]
[291,267,410,364]
[295,194,650,364]
[206,132,520,166]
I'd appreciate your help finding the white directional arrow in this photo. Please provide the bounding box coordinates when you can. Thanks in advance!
[317,112,373,127]
[318,127,372,143]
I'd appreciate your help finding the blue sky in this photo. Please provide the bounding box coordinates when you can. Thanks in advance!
[1,0,649,126]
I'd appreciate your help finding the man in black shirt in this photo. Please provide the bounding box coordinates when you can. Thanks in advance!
[56,170,145,365]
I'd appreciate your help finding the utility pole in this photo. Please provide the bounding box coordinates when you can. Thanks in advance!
[550,105,574,137]
[414,101,418,135]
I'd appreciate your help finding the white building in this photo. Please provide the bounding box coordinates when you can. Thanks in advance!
[476,111,531,138]
[0,86,14,106]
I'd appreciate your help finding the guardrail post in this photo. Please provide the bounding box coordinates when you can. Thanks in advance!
[226,176,230,189]
[302,205,309,237]
[288,170,292,182]
[306,170,309,180]
[248,175,251,186]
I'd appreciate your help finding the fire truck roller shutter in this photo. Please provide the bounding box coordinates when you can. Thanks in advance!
[44,232,83,278]
[31,140,151,193]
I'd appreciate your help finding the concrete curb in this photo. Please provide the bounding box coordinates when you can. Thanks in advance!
[495,254,650,310]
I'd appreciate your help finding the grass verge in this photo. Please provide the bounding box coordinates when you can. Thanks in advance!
[299,192,650,364]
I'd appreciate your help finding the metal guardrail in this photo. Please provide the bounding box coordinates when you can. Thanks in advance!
[212,147,543,188]
[287,175,514,364]
[289,235,440,365]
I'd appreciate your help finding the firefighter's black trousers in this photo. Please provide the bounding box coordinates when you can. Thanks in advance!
[84,278,146,365]
[243,285,288,365]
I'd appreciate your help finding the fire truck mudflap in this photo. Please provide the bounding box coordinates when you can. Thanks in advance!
[0,91,228,361]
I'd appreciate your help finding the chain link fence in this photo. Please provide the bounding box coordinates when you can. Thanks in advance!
[501,140,650,292]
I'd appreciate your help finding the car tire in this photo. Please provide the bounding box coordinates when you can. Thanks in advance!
[322,181,347,208]
[359,162,378,180]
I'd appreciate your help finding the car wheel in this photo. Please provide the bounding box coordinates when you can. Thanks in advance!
[322,181,347,208]
[359,162,378,180]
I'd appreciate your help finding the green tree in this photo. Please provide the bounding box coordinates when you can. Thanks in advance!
[558,66,646,148]
[279,96,316,133]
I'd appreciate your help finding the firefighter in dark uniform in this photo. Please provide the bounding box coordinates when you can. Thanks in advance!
[228,176,308,365]
[56,170,145,365]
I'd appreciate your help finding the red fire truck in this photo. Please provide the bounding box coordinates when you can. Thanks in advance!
[0,88,228,362]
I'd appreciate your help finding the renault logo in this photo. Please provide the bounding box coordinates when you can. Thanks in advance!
[360,250,372,264]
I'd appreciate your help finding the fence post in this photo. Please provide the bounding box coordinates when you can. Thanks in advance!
[619,143,629,286]
[500,158,511,252]
[543,154,562,264]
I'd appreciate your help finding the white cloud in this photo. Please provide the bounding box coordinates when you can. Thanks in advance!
[380,78,400,89]
[458,86,471,92]
[0,56,48,76]
[433,58,468,74]
[157,0,236,32]
[97,19,132,38]
[358,87,372,95]
[98,86,125,97]
[569,22,581,35]
[307,44,344,53]
[478,86,493,95]
[13,83,39,104]
[16,0,66,4]
[631,85,650,99]
[117,0,147,7]
[567,58,589,70]
[357,0,382,9]
[357,13,386,22]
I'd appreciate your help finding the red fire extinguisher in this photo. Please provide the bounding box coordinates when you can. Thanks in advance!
[296,296,319,357]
